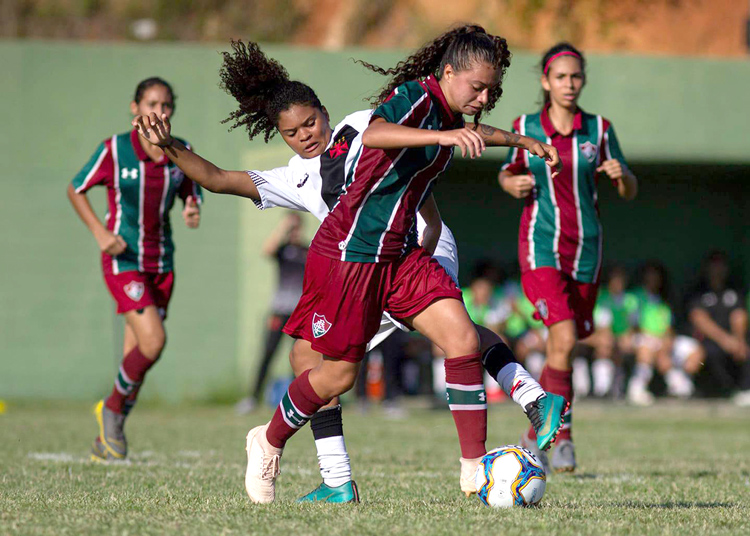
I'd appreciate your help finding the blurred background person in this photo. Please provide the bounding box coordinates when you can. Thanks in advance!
[236,212,307,414]
[498,42,638,472]
[67,77,202,460]
[581,264,639,398]
[627,262,700,405]
[688,250,750,405]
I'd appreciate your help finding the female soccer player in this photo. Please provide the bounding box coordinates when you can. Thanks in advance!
[67,77,202,461]
[499,43,638,473]
[134,35,565,503]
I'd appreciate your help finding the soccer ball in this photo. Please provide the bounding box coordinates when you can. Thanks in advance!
[474,445,546,508]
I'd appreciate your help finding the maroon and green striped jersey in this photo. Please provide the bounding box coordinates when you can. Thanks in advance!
[71,130,202,275]
[312,75,462,263]
[502,106,628,283]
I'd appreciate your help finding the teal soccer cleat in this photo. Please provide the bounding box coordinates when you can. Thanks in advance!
[524,393,569,452]
[297,481,360,503]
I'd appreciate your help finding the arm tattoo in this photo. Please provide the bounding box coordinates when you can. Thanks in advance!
[480,124,496,137]
[502,130,522,145]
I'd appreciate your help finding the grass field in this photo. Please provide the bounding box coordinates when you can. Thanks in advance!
[2,399,749,535]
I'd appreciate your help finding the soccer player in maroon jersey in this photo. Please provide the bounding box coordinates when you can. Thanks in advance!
[67,78,202,461]
[238,25,563,503]
[134,35,566,503]
[499,43,639,473]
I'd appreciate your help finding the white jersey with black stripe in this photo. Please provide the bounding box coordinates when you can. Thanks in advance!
[247,110,460,346]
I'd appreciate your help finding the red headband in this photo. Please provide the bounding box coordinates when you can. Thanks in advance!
[543,51,582,75]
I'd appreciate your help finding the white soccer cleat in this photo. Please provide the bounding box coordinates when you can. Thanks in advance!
[245,424,282,504]
[733,390,750,407]
[459,456,483,497]
[627,381,654,407]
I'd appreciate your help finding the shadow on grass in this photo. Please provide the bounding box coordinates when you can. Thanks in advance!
[614,501,739,509]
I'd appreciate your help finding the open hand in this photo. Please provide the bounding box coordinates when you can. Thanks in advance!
[183,196,200,228]
[132,113,174,148]
[438,127,486,159]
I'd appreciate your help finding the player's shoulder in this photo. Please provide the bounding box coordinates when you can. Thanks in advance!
[581,109,614,131]
[334,109,374,136]
[391,79,429,101]
[513,111,541,129]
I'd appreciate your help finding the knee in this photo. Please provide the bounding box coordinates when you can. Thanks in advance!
[451,326,480,357]
[138,326,166,359]
[549,327,576,358]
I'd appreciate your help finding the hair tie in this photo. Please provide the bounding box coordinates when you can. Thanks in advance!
[543,51,581,75]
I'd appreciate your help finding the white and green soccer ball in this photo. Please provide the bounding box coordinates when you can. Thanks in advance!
[475,445,546,508]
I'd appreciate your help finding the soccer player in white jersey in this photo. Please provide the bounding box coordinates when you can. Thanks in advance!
[133,39,568,503]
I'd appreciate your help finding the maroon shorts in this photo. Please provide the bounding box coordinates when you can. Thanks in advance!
[283,247,463,362]
[521,267,598,339]
[103,270,174,317]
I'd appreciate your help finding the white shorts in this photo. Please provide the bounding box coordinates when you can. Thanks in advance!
[365,221,459,352]
[672,335,700,368]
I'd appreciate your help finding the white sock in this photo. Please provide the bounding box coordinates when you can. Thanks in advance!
[315,436,351,488]
[495,362,545,409]
[572,357,591,398]
[433,357,446,397]
[592,359,615,397]
[632,363,653,386]
[525,352,545,379]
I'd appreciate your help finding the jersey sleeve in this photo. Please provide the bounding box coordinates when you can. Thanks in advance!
[175,138,204,205]
[246,167,306,212]
[599,121,629,170]
[500,117,528,175]
[71,140,114,193]
[178,178,204,205]
[373,82,431,127]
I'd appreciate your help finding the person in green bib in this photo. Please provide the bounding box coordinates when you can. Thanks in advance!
[585,265,639,397]
[627,262,700,405]
[67,78,202,461]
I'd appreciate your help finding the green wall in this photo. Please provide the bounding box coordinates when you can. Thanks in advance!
[1,41,748,401]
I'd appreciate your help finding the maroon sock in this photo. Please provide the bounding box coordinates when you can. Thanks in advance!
[528,365,573,441]
[265,370,330,449]
[445,352,487,459]
[105,347,157,414]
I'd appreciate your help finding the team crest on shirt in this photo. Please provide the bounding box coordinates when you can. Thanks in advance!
[535,299,549,320]
[124,281,145,302]
[328,137,350,159]
[579,141,598,163]
[170,167,185,185]
[312,313,332,338]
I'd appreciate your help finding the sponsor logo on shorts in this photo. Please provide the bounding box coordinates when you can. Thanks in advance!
[535,299,549,320]
[312,313,332,338]
[124,281,145,301]
[579,141,598,163]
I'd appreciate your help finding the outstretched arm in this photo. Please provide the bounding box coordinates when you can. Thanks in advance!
[363,118,560,175]
[133,113,260,200]
[471,123,560,175]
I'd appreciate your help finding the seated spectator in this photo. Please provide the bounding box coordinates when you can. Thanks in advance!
[578,265,638,398]
[627,262,702,405]
[688,251,750,405]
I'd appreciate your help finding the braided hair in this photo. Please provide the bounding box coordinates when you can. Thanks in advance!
[355,24,511,124]
[220,40,323,142]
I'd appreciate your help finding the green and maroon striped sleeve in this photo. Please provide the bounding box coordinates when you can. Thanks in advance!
[71,140,114,193]
[373,81,430,127]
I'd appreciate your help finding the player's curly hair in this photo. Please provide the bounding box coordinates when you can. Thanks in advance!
[540,42,586,105]
[355,24,511,125]
[219,40,323,142]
